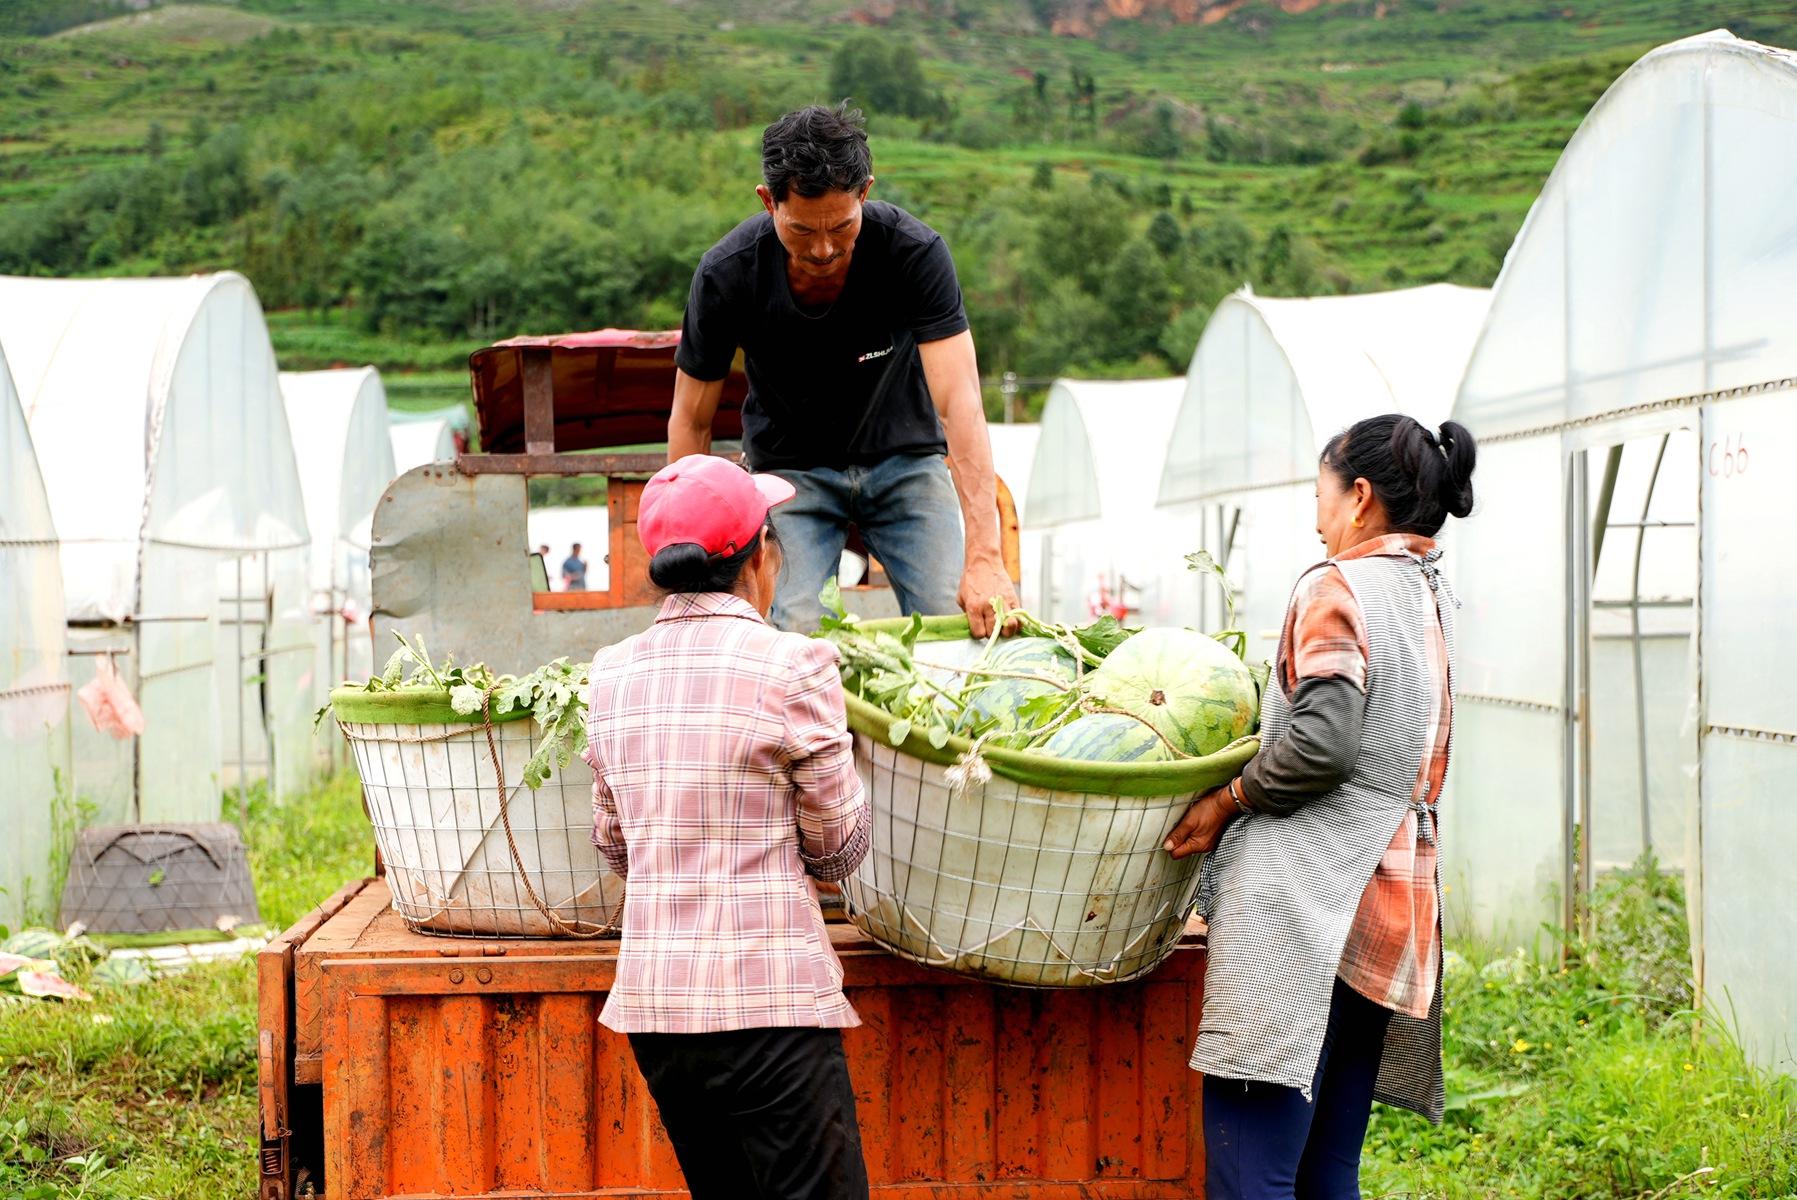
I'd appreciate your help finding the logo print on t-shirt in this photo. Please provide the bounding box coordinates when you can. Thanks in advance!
[856,345,893,364]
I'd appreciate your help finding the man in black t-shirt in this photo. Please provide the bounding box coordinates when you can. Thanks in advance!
[669,104,1017,637]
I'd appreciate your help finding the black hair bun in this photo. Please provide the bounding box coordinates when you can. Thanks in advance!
[1436,420,1477,519]
[648,542,716,591]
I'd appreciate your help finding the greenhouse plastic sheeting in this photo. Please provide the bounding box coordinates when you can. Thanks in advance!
[1447,31,1797,1072]
[389,412,460,473]
[0,343,70,927]
[1022,379,1191,626]
[986,422,1043,609]
[0,272,310,824]
[281,368,397,720]
[1155,285,1489,655]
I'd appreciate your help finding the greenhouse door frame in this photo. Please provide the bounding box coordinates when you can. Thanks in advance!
[1561,418,1703,944]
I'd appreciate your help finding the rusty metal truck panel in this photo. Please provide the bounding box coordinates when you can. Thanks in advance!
[260,877,1208,1199]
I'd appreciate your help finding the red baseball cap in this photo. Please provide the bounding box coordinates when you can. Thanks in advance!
[638,455,797,558]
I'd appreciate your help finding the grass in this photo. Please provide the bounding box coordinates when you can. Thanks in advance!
[3,775,1792,1198]
[0,773,370,1200]
[1362,865,1797,1197]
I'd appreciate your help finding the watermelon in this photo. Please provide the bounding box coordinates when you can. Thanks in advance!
[913,637,991,689]
[1086,629,1258,757]
[1041,713,1176,763]
[957,637,1077,734]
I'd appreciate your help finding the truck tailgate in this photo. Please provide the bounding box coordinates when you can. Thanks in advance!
[260,877,1208,1198]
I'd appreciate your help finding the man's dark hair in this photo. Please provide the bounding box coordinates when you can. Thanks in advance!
[761,103,872,202]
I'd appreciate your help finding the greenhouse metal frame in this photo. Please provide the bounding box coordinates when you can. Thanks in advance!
[0,272,313,824]
[1444,29,1797,1074]
[0,342,70,927]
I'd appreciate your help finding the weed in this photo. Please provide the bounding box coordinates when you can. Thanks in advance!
[1364,859,1797,1197]
[0,773,372,1199]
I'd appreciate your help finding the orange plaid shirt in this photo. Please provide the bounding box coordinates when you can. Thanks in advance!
[1278,533,1447,1019]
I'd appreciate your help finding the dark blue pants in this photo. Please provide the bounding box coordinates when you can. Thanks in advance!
[1203,978,1394,1200]
[765,454,964,634]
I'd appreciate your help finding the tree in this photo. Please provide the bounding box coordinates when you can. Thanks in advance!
[1147,211,1183,259]
[1031,186,1127,296]
[1099,236,1174,362]
[828,35,944,120]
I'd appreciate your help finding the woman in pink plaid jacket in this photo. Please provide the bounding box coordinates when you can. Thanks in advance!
[583,454,873,1200]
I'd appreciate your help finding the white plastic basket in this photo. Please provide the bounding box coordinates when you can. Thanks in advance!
[841,736,1205,987]
[338,713,620,937]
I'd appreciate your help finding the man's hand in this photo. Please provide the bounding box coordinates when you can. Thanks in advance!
[961,558,1020,639]
[1164,785,1240,859]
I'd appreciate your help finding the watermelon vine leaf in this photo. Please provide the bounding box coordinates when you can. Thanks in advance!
[1185,549,1240,630]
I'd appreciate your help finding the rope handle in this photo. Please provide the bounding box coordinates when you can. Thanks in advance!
[336,695,625,939]
[478,690,623,939]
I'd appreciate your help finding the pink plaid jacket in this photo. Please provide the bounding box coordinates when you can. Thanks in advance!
[583,592,871,1033]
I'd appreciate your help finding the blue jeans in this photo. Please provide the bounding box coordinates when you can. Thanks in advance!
[1202,978,1395,1200]
[766,454,964,634]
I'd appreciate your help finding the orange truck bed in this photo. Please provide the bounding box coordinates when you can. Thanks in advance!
[257,877,1208,1198]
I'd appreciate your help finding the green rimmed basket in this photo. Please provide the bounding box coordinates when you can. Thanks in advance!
[329,686,621,937]
[834,616,1259,987]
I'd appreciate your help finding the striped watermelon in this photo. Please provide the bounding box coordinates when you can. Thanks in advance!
[958,637,1077,734]
[1086,629,1258,757]
[913,637,990,689]
[1041,713,1175,763]
[0,929,63,961]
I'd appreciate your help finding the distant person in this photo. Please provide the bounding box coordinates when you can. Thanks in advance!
[668,102,1017,637]
[535,544,553,591]
[585,455,871,1199]
[562,543,588,591]
[1164,416,1478,1200]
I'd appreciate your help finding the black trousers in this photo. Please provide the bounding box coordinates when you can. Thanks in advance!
[628,1027,870,1200]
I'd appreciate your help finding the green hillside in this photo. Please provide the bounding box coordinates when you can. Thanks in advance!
[2,0,1793,413]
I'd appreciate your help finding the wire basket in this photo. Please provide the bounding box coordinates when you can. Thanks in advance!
[835,617,1259,987]
[844,738,1224,987]
[333,689,620,938]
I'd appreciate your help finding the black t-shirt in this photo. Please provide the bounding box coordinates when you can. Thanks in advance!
[675,201,970,471]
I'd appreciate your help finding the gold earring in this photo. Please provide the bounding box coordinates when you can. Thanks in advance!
[1351,517,1364,528]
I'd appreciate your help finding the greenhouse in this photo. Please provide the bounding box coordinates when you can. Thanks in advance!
[1156,283,1491,648]
[0,341,69,928]
[279,368,398,735]
[0,272,311,823]
[1023,378,1187,626]
[1443,30,1797,1073]
[389,408,463,473]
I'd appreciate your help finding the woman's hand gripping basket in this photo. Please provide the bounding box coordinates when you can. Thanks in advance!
[827,613,1260,988]
[328,640,621,938]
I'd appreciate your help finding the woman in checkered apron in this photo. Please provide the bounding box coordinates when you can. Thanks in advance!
[1164,415,1478,1200]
